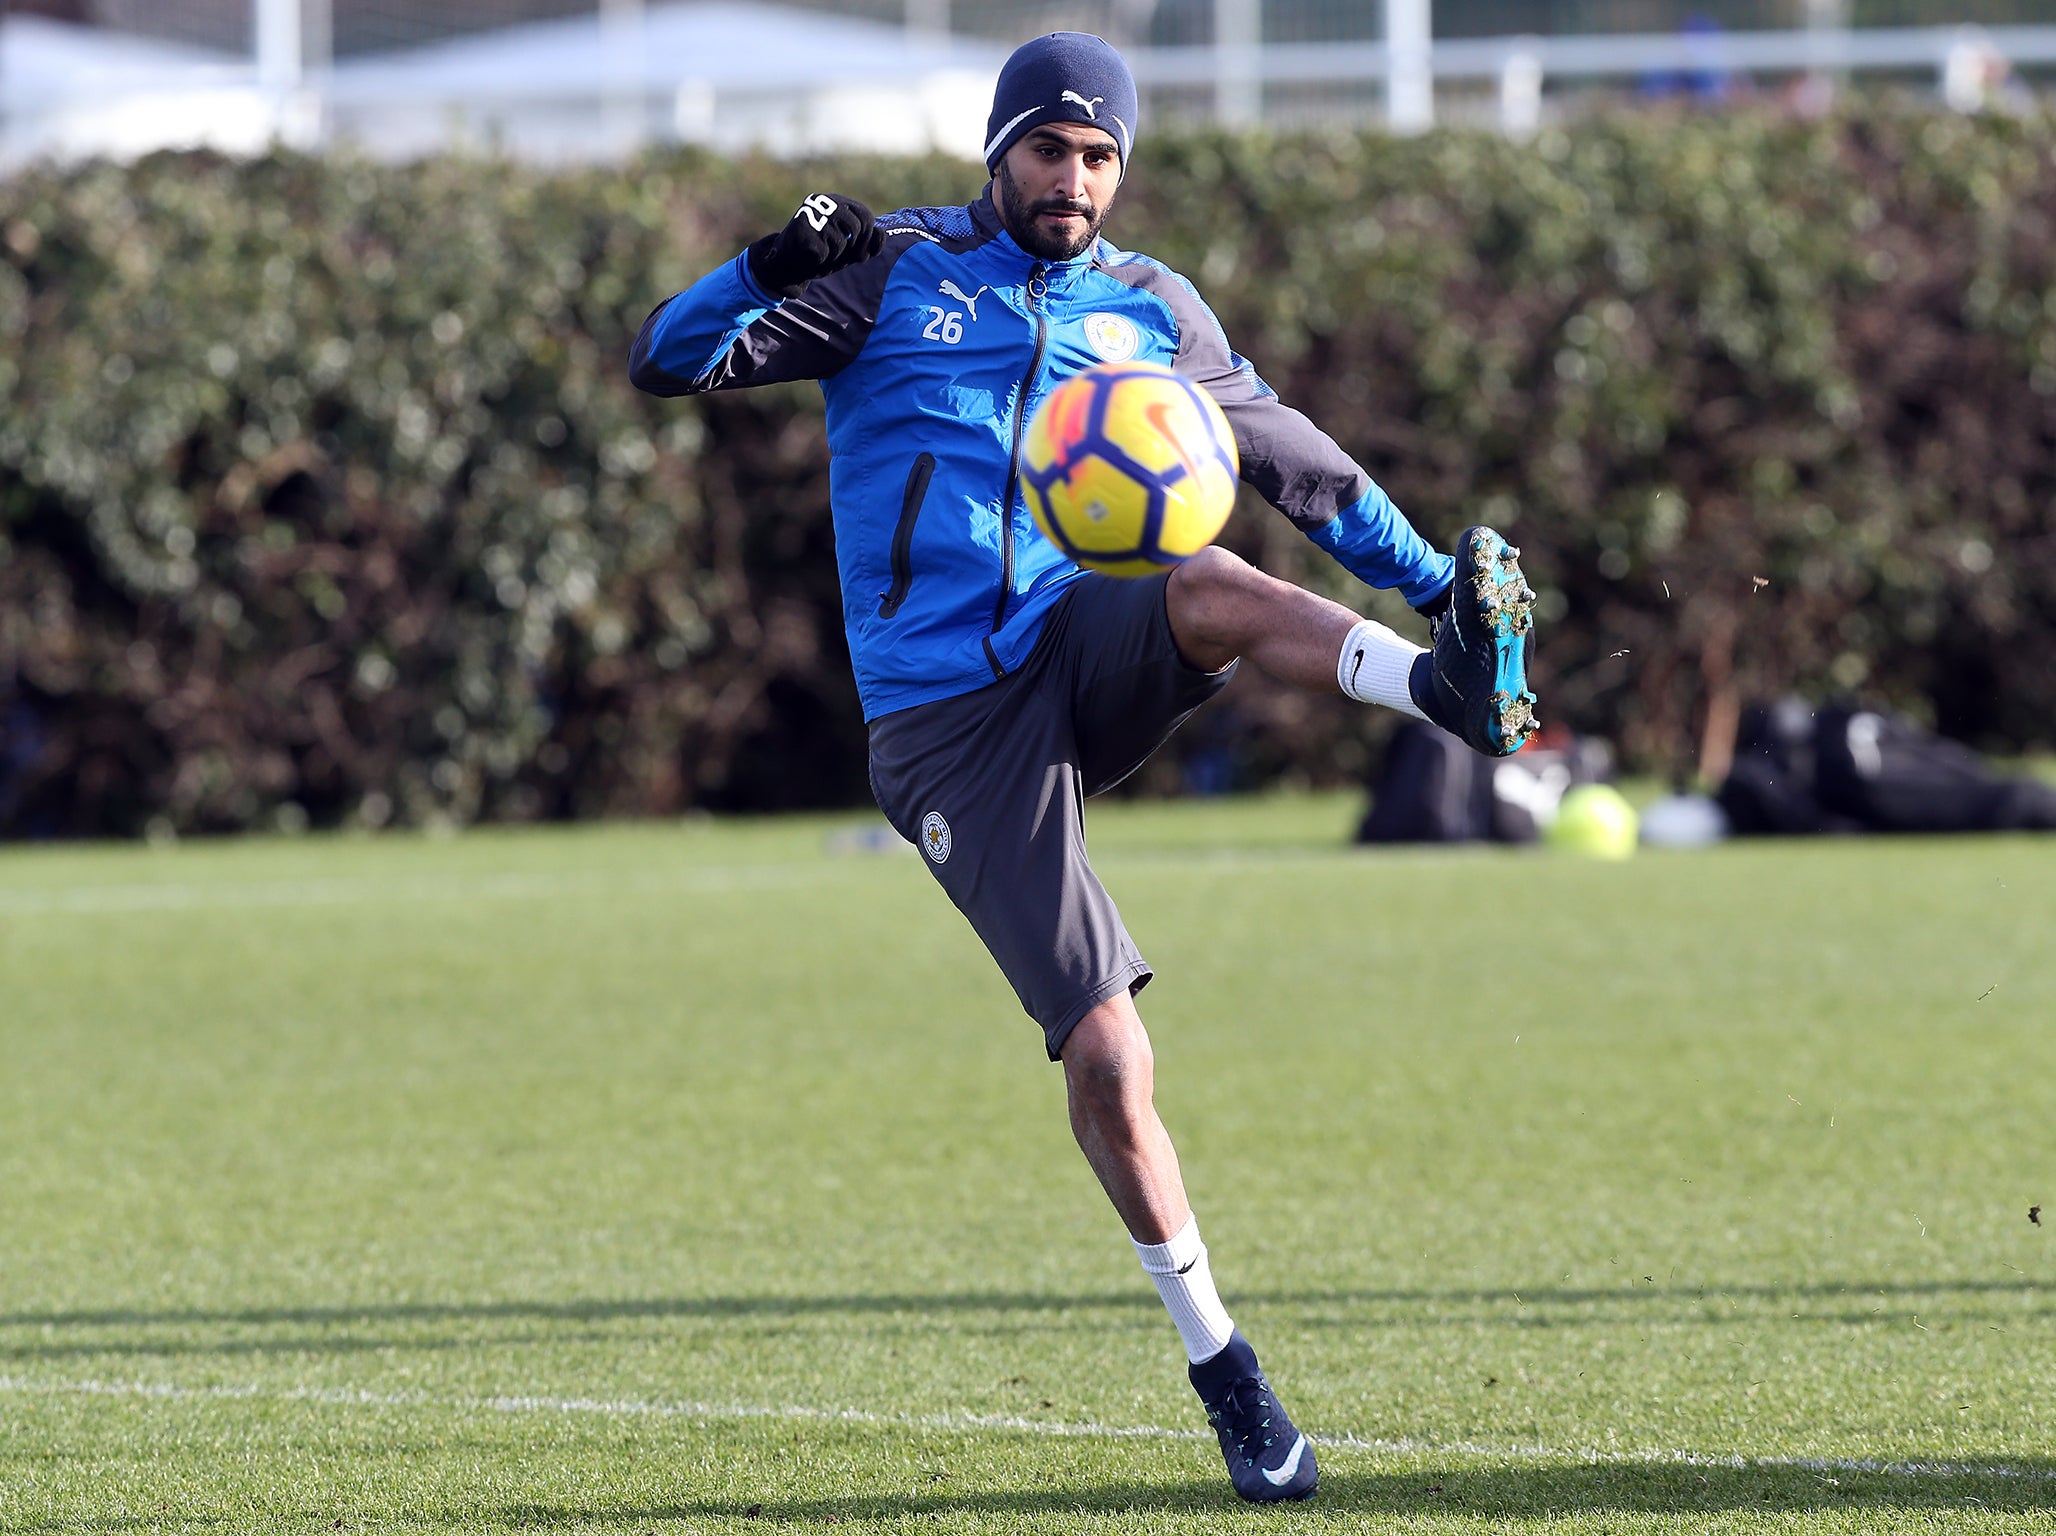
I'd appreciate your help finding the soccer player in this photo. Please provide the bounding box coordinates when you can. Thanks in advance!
[629,32,1537,1503]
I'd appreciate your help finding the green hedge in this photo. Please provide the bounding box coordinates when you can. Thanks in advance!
[3,110,2054,835]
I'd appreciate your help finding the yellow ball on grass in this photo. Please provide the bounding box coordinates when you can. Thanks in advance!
[1546,784,1639,860]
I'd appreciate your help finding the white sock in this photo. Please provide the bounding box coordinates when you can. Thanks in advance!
[1337,617,1429,721]
[1132,1214,1236,1364]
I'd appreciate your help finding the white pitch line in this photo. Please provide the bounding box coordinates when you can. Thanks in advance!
[0,861,853,918]
[0,842,1354,919]
[2,1373,2051,1484]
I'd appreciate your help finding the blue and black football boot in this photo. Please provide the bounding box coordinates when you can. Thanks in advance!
[1190,1331,1317,1503]
[1409,524,1539,756]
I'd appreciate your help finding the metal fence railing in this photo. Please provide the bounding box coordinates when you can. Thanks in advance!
[1137,20,2056,132]
[4,0,2053,168]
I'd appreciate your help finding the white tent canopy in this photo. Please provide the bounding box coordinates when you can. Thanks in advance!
[0,14,293,165]
[1,4,1006,167]
[332,2,998,102]
[1,14,246,109]
[326,1,1007,161]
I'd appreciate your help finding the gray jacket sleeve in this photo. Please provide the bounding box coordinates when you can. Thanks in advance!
[629,248,894,397]
[1101,259,1369,526]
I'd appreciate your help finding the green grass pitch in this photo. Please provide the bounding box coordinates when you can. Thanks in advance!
[1,794,2051,1532]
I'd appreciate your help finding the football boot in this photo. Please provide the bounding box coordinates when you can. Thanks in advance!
[1410,525,1539,756]
[1189,1331,1318,1503]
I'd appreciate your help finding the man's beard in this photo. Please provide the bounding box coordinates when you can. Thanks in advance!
[996,160,1110,261]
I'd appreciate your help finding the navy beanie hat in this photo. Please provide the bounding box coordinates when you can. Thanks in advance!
[983,32,1139,177]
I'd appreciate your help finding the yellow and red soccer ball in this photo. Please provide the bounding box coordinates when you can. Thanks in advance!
[1022,361,1239,578]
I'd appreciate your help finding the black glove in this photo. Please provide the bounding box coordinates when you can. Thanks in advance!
[746,194,882,300]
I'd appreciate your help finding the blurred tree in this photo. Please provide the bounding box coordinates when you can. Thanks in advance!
[2,112,2052,836]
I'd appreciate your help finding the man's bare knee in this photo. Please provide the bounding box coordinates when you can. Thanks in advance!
[1061,996,1156,1120]
[1167,547,1262,672]
[1170,546,1259,614]
[1176,542,1250,586]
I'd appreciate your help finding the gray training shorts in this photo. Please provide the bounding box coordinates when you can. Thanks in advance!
[867,572,1236,1062]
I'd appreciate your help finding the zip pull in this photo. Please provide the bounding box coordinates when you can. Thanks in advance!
[1027,263,1048,304]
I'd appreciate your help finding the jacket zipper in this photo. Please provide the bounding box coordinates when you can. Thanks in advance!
[877,452,936,619]
[993,263,1050,644]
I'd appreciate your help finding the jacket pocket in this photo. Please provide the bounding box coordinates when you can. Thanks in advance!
[877,452,936,619]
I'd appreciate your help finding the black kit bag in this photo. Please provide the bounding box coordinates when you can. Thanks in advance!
[1717,698,1857,836]
[1357,724,1498,843]
[1722,698,2056,835]
[1813,704,2056,833]
[1357,723,1610,845]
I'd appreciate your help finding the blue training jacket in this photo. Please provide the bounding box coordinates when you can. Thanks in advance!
[629,190,1454,721]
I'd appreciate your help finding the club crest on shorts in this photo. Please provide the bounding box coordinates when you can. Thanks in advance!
[920,810,952,863]
[1082,312,1139,363]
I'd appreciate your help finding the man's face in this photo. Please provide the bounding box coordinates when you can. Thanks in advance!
[995,121,1122,262]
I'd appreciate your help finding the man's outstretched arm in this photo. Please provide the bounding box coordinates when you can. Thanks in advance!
[1111,261,1454,611]
[1126,260,1537,754]
[629,193,884,397]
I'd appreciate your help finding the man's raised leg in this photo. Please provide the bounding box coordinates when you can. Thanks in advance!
[1165,539,1538,755]
[1164,545,1416,694]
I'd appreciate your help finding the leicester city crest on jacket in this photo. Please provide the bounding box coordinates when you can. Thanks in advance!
[1083,311,1139,362]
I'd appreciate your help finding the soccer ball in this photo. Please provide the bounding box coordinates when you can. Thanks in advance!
[1022,361,1240,577]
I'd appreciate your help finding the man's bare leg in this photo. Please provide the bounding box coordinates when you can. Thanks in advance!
[1162,544,1370,685]
[1165,543,1445,728]
[1062,988,1242,1373]
[1168,536,1542,757]
[1060,989,1188,1242]
[1062,983,1315,1498]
